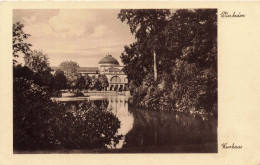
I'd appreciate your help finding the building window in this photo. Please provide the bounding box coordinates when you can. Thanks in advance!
[111,76,121,83]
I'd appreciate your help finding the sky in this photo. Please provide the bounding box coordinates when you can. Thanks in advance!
[13,9,136,67]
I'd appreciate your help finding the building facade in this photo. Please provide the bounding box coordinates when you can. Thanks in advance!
[52,54,128,91]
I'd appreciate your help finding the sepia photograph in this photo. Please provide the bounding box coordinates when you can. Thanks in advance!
[12,9,218,153]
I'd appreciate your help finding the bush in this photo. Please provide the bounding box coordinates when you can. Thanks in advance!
[128,60,217,117]
[74,89,84,97]
[13,77,56,150]
[13,78,122,151]
[13,65,34,80]
[52,90,62,97]
[59,102,123,149]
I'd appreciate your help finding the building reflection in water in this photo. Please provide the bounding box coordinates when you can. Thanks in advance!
[89,95,134,149]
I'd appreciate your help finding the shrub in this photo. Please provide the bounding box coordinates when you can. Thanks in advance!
[58,102,123,149]
[13,78,122,151]
[128,60,217,117]
[52,90,62,97]
[74,89,84,97]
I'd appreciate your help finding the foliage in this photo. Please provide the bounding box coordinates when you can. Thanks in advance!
[98,74,109,90]
[119,9,217,116]
[24,50,50,73]
[52,90,62,97]
[66,72,80,91]
[88,74,109,91]
[62,73,108,92]
[53,70,67,90]
[13,22,32,64]
[118,9,170,42]
[90,75,101,90]
[59,60,79,73]
[13,77,122,151]
[13,62,55,93]
[121,42,153,86]
[161,9,217,115]
[118,9,171,81]
[163,9,217,69]
[58,102,122,149]
[58,61,81,91]
[13,22,55,91]
[74,89,84,97]
[84,74,92,90]
[13,64,34,80]
[13,77,55,150]
[34,70,54,89]
[76,75,86,91]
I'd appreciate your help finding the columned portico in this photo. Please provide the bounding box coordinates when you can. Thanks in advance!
[108,83,126,91]
[106,73,127,91]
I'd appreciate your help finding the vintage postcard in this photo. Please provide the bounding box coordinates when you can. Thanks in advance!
[0,1,259,165]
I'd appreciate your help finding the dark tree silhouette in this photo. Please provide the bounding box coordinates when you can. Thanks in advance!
[13,22,32,64]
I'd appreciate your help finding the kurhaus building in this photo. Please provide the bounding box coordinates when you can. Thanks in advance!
[52,55,128,91]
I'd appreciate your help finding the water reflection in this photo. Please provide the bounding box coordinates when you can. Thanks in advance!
[60,95,217,152]
[106,96,134,149]
[87,96,134,149]
[124,106,217,152]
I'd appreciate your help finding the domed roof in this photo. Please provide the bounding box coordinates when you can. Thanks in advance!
[98,55,119,65]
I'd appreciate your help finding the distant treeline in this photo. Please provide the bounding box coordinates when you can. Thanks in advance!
[14,62,109,97]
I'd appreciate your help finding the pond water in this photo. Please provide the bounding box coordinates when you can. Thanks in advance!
[54,95,217,153]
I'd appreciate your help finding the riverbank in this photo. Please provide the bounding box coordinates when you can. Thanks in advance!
[61,91,130,97]
[51,92,130,102]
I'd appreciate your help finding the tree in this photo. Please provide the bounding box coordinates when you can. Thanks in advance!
[163,9,217,68]
[119,9,217,116]
[90,75,101,90]
[98,74,109,91]
[13,22,32,65]
[24,50,50,73]
[13,64,34,80]
[76,75,86,91]
[120,42,153,87]
[13,77,54,150]
[58,61,80,92]
[59,60,79,73]
[118,9,170,81]
[66,73,79,92]
[159,9,217,113]
[84,74,92,90]
[34,70,54,90]
[22,49,53,90]
[53,70,67,90]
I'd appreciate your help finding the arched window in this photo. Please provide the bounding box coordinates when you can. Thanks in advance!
[111,76,121,83]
